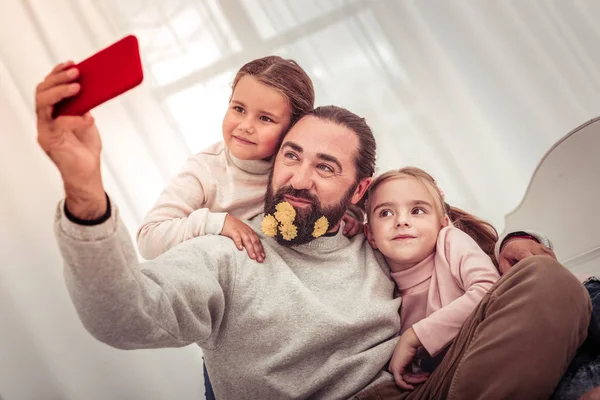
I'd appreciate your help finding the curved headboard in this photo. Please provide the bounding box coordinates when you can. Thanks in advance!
[502,117,600,275]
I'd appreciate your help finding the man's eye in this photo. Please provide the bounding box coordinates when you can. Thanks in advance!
[284,152,298,160]
[317,164,334,173]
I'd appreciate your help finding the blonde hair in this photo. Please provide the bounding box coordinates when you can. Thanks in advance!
[365,167,498,261]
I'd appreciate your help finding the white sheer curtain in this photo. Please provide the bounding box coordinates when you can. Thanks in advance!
[0,1,203,400]
[1,0,599,399]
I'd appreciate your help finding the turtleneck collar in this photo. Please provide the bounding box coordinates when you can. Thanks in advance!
[227,148,273,175]
[390,253,435,292]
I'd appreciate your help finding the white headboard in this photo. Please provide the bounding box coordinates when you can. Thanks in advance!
[503,117,600,276]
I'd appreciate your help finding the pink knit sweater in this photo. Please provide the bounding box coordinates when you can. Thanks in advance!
[391,227,500,356]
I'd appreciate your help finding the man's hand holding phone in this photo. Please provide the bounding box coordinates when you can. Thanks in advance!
[36,35,143,220]
[52,35,143,117]
[36,61,107,220]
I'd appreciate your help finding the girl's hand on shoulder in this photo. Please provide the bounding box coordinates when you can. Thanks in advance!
[221,215,265,263]
[342,213,363,237]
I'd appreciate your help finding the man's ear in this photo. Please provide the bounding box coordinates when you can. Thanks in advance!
[351,177,372,205]
[364,223,378,249]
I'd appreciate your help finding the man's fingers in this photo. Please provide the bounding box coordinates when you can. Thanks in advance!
[36,62,79,122]
[37,116,92,150]
[53,115,94,133]
[71,115,96,137]
[47,61,75,76]
[522,249,536,261]
[507,246,532,265]
[500,239,558,275]
[37,67,79,94]
[540,247,557,259]
[498,258,510,274]
[35,83,80,117]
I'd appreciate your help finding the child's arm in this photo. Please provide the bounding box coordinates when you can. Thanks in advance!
[411,227,500,357]
[138,155,265,261]
[342,205,365,237]
[389,328,430,390]
[137,155,228,259]
[220,215,265,263]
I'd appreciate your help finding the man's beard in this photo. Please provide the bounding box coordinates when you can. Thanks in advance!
[264,181,357,246]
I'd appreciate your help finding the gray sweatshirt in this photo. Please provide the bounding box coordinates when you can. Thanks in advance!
[54,199,402,399]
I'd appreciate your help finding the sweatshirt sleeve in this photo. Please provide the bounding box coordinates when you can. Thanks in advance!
[137,154,228,260]
[412,228,500,356]
[56,198,236,350]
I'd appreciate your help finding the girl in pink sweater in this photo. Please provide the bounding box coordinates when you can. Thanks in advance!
[364,167,501,390]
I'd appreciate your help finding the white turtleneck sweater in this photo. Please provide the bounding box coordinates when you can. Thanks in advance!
[137,141,272,260]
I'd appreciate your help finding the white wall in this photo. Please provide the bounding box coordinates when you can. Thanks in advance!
[503,118,600,277]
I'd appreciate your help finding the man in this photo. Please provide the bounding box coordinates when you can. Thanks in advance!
[37,62,590,399]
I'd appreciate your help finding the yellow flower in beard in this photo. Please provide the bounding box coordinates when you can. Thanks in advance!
[274,201,296,225]
[279,222,298,241]
[261,214,278,237]
[312,216,329,238]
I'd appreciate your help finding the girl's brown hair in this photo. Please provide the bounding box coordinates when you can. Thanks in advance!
[365,167,498,260]
[232,56,315,126]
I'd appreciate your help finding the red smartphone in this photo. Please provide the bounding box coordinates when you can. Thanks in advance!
[52,35,144,118]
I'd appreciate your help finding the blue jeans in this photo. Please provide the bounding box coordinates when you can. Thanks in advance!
[552,277,600,400]
[203,360,215,400]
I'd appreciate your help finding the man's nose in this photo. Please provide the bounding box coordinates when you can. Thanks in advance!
[289,165,313,191]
